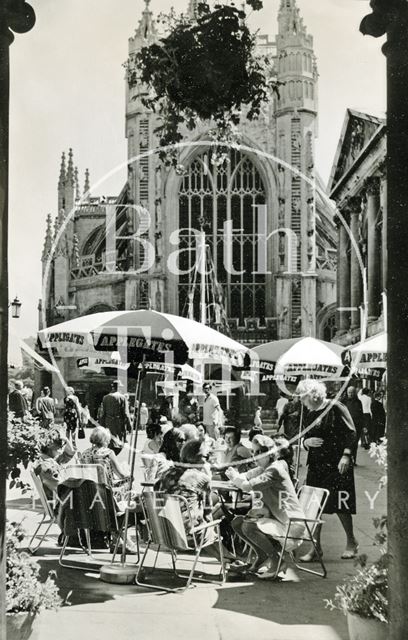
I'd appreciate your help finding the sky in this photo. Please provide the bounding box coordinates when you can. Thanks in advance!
[8,0,386,355]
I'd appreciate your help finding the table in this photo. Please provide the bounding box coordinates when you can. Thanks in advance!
[211,480,238,492]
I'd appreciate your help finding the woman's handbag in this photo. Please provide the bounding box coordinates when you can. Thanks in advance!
[78,426,86,440]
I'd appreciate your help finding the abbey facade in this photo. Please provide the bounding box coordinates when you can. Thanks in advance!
[39,0,337,410]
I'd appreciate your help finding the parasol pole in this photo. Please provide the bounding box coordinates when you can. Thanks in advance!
[294,401,304,481]
[118,356,144,566]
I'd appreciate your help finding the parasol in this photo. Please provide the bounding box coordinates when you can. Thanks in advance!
[251,337,345,479]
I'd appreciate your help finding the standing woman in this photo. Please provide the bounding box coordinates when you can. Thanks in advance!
[63,386,81,449]
[296,379,358,561]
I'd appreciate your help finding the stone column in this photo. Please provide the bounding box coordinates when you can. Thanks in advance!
[349,196,363,330]
[380,173,387,293]
[337,216,351,334]
[366,177,381,320]
[361,5,408,638]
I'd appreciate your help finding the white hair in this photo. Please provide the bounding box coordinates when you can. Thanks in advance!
[296,379,327,403]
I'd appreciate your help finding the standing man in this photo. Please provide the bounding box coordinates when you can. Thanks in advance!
[139,402,149,430]
[254,406,262,428]
[344,386,365,462]
[100,381,131,454]
[8,381,28,419]
[36,386,56,428]
[275,392,289,420]
[202,383,222,440]
[371,392,386,443]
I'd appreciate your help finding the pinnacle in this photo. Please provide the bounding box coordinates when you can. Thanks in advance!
[67,148,75,185]
[135,0,157,40]
[84,168,90,197]
[58,151,66,186]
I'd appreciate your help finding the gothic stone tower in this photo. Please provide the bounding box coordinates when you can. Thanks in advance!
[124,0,333,342]
[274,0,320,338]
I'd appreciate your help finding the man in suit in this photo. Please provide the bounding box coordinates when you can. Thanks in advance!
[100,381,132,454]
[36,386,56,428]
[9,380,28,419]
[344,386,365,462]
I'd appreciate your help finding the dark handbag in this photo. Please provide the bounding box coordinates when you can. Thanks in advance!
[78,427,86,440]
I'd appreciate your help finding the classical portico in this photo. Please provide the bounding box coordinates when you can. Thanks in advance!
[328,109,386,345]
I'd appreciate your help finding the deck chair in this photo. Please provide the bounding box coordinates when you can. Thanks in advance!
[58,464,120,570]
[268,485,330,579]
[27,468,58,554]
[136,491,226,592]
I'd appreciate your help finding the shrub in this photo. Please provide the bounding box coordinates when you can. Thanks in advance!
[6,522,61,615]
[7,413,48,492]
[326,438,388,624]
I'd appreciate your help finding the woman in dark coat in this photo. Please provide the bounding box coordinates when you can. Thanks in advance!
[297,379,358,561]
[63,386,81,448]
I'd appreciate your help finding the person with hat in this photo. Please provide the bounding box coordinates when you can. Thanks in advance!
[226,434,305,578]
[99,381,131,455]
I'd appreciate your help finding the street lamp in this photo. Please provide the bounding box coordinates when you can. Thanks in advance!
[10,296,21,319]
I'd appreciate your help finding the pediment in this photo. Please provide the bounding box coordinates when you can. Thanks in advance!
[328,109,384,193]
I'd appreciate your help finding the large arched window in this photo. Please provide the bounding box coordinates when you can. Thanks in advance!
[178,149,267,324]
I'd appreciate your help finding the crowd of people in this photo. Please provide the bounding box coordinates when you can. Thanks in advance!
[9,374,386,580]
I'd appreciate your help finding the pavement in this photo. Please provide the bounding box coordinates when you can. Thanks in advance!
[7,434,386,640]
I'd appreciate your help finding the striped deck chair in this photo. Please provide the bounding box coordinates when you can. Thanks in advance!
[136,491,226,592]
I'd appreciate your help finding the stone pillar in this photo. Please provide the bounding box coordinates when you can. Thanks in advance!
[366,177,381,320]
[360,5,408,638]
[337,218,351,334]
[380,173,387,293]
[349,197,363,330]
[275,275,292,339]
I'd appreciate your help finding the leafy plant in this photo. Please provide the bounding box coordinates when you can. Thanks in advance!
[326,553,388,624]
[130,2,276,166]
[326,438,388,624]
[7,412,48,492]
[6,522,61,615]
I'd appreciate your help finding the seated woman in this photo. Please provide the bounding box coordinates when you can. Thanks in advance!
[155,440,232,560]
[159,427,186,462]
[180,423,199,442]
[35,430,76,500]
[141,423,173,483]
[197,423,216,454]
[227,435,305,579]
[80,426,129,492]
[80,426,138,553]
[155,439,212,531]
[213,427,252,479]
[142,423,163,455]
[223,428,252,468]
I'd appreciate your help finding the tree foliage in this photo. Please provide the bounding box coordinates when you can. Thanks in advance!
[7,413,48,492]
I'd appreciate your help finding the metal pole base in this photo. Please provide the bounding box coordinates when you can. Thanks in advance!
[99,564,138,585]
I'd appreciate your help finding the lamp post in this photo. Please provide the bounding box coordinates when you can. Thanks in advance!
[0,2,35,637]
[361,2,408,638]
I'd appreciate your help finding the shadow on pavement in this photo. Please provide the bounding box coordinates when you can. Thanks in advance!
[213,570,348,639]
